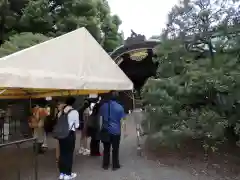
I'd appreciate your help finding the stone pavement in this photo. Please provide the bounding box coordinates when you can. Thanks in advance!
[0,114,212,180]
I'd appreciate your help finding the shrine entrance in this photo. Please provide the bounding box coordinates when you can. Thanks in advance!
[110,31,160,110]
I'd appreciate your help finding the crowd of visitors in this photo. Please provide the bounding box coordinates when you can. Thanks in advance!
[28,91,126,180]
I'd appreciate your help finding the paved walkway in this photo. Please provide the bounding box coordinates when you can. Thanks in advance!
[39,116,211,180]
[0,114,212,180]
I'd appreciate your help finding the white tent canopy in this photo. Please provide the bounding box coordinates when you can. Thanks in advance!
[0,28,133,99]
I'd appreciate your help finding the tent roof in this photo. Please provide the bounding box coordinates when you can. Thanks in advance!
[0,28,133,99]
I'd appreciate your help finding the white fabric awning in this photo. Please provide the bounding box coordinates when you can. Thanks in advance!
[0,27,133,99]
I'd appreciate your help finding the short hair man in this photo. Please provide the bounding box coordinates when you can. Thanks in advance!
[99,91,126,171]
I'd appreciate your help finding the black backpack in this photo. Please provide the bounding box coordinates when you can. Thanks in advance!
[52,109,74,139]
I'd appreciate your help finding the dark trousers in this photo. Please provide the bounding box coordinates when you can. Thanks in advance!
[102,134,121,168]
[58,131,76,175]
[88,127,100,155]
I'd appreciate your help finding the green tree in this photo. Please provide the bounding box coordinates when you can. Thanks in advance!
[102,15,124,52]
[0,0,123,51]
[0,32,50,57]
[0,0,19,44]
[18,0,55,35]
[142,0,240,151]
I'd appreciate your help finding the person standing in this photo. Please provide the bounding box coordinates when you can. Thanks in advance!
[55,102,66,164]
[42,105,50,149]
[88,102,101,156]
[99,92,126,171]
[29,105,48,154]
[78,99,90,155]
[58,97,79,180]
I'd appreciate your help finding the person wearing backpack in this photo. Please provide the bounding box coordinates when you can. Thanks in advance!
[53,97,79,180]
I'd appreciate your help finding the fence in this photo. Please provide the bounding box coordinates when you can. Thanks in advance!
[0,138,38,180]
[0,100,32,144]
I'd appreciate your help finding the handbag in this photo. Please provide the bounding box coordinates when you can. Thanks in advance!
[100,102,111,142]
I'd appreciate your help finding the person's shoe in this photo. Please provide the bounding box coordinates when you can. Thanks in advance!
[112,165,121,171]
[63,173,77,180]
[59,173,65,180]
[82,149,90,156]
[42,143,48,148]
[78,147,84,154]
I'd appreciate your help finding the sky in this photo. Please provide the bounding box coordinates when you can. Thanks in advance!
[107,0,179,38]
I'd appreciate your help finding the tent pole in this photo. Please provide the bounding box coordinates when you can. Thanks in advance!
[29,98,32,110]
[0,89,7,95]
[132,90,135,110]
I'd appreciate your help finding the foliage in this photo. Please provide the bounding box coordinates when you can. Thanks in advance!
[0,0,123,54]
[0,32,50,57]
[142,0,240,151]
